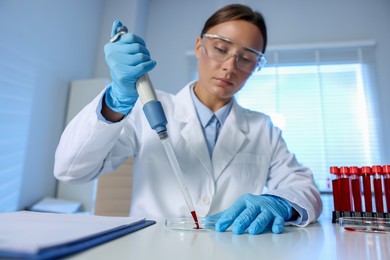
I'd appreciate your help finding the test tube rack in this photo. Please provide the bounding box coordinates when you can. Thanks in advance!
[330,165,390,223]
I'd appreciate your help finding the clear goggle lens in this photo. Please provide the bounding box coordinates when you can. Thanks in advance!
[201,34,266,73]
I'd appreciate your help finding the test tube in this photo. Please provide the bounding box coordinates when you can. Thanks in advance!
[361,166,373,212]
[330,166,341,212]
[383,165,390,213]
[372,165,384,213]
[339,166,352,211]
[350,166,362,212]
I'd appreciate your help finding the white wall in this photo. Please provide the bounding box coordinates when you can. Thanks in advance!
[0,0,105,210]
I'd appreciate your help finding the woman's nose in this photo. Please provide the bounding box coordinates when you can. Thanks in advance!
[221,55,238,73]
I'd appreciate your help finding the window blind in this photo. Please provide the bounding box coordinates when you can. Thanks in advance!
[0,46,35,211]
[236,42,381,191]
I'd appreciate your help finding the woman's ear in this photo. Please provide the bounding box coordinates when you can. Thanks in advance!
[194,36,202,58]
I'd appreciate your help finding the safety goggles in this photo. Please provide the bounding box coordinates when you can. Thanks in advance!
[201,33,267,73]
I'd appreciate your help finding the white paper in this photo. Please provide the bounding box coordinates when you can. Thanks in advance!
[0,211,145,254]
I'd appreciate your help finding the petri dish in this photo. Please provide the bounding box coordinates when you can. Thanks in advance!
[165,217,217,231]
[339,217,390,233]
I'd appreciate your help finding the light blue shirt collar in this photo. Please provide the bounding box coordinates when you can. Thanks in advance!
[190,84,232,127]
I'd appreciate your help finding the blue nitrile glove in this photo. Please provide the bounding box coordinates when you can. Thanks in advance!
[206,194,292,235]
[104,20,156,114]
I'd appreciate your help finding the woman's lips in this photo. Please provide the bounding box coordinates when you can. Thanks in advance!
[214,77,233,87]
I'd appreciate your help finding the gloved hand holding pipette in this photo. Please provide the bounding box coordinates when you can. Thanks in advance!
[104,20,156,115]
[104,20,199,228]
[205,194,292,234]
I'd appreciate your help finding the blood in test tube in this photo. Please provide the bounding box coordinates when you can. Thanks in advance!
[372,165,384,213]
[361,166,373,212]
[383,165,390,213]
[339,166,352,211]
[350,166,362,212]
[330,166,341,211]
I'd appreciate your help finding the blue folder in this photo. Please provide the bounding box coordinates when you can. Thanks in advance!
[0,219,156,260]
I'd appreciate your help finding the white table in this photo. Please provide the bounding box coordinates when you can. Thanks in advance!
[67,217,389,260]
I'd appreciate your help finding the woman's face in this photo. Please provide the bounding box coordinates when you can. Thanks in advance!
[194,19,264,111]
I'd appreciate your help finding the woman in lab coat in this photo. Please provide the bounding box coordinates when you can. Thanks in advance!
[55,4,322,235]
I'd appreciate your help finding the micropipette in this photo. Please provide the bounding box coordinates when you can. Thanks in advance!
[110,25,200,229]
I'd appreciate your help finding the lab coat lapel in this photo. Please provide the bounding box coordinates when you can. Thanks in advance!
[181,120,213,177]
[173,84,213,178]
[212,100,248,180]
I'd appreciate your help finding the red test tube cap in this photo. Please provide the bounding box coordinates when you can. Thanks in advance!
[361,166,372,175]
[382,165,390,173]
[330,166,340,174]
[340,166,350,175]
[372,165,383,174]
[350,166,359,175]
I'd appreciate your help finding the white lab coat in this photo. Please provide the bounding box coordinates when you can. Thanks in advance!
[54,81,322,226]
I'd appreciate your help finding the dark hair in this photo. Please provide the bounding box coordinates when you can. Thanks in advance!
[201,4,267,53]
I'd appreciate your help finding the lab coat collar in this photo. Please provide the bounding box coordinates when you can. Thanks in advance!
[174,82,249,181]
